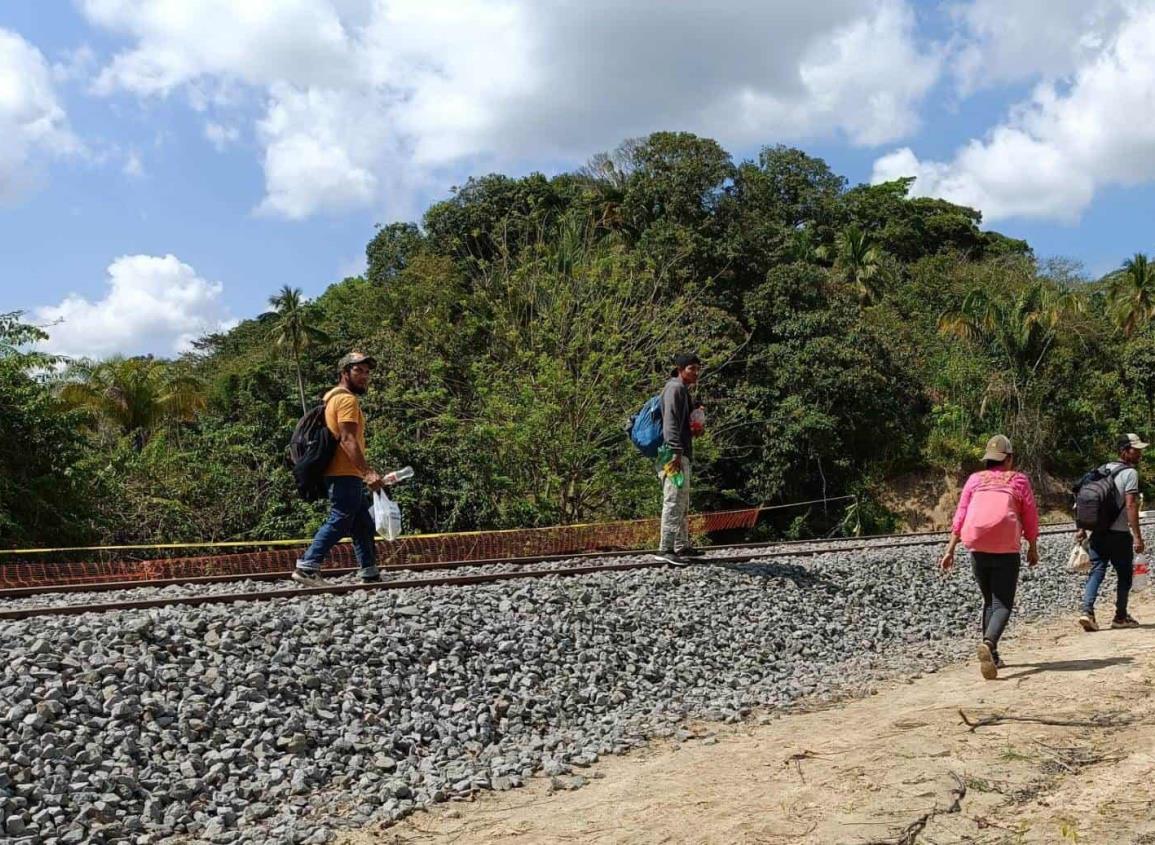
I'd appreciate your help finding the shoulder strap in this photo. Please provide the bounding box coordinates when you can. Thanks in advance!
[324,386,352,404]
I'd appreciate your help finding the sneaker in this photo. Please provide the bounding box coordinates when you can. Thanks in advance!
[1078,611,1099,632]
[291,569,322,586]
[652,551,690,567]
[1111,614,1140,629]
[675,547,706,558]
[977,641,998,680]
[361,574,382,584]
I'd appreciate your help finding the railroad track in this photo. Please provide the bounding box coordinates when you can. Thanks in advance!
[0,521,1099,621]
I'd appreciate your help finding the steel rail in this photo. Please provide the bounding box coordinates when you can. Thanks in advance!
[0,559,678,621]
[0,521,1106,620]
[0,521,1091,601]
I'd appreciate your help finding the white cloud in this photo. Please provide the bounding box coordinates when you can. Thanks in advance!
[203,121,240,151]
[80,0,942,220]
[948,0,1129,94]
[52,45,98,83]
[0,28,81,202]
[873,4,1155,222]
[33,254,235,359]
[81,0,357,95]
[123,148,145,178]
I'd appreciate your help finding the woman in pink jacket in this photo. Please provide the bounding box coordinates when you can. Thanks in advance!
[940,435,1040,680]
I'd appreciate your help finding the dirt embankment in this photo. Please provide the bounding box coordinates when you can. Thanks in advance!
[879,469,1074,532]
[355,594,1155,845]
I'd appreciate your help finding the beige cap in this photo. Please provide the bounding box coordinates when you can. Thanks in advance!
[1117,433,1150,451]
[983,434,1013,461]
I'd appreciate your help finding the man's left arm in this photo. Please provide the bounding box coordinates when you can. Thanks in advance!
[1128,490,1145,553]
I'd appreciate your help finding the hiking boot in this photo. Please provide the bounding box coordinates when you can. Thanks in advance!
[977,641,998,680]
[291,569,323,586]
[675,547,706,558]
[1078,611,1099,632]
[991,650,1005,669]
[1111,614,1140,629]
[361,574,382,584]
[652,551,690,567]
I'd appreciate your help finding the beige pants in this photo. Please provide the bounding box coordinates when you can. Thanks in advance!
[659,456,691,552]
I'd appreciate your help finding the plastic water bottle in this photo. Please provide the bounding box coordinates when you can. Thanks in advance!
[1134,555,1150,591]
[382,466,415,485]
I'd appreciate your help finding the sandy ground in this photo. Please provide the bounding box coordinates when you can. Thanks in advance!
[341,594,1155,845]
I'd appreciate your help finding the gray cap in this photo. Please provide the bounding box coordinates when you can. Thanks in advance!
[337,351,377,371]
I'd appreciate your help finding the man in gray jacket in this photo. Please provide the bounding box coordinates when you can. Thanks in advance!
[653,353,702,565]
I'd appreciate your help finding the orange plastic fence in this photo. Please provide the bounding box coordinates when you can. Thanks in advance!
[0,507,761,589]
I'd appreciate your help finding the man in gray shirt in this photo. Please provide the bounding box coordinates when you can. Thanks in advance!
[653,353,701,565]
[1079,433,1148,631]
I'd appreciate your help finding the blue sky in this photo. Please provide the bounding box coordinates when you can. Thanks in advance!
[2,0,1154,359]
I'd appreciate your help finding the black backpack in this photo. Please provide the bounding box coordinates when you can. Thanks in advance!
[1072,463,1127,531]
[286,392,342,501]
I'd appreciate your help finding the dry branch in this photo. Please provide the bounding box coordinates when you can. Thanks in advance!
[958,708,1134,732]
[783,749,823,784]
[857,771,967,845]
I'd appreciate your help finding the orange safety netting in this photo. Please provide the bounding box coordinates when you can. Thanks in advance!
[0,507,761,589]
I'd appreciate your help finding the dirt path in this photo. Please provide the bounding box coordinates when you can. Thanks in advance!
[347,595,1155,845]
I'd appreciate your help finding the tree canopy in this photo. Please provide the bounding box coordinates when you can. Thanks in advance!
[4,132,1151,548]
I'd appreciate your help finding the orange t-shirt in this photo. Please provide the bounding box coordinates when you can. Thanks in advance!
[323,387,366,477]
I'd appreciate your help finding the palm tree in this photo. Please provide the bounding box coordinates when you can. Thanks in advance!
[58,356,206,449]
[821,225,884,305]
[938,281,1083,470]
[1108,253,1155,337]
[267,286,330,414]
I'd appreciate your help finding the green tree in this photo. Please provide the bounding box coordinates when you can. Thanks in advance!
[366,222,425,285]
[0,313,98,545]
[722,145,845,290]
[938,279,1082,470]
[822,225,886,305]
[842,178,1030,262]
[1108,253,1155,338]
[59,356,206,449]
[267,285,330,414]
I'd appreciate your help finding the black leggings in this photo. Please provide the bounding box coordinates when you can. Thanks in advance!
[971,552,1021,648]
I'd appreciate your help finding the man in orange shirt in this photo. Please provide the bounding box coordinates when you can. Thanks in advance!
[293,352,386,585]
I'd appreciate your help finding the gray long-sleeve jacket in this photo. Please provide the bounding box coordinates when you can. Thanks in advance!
[660,376,693,460]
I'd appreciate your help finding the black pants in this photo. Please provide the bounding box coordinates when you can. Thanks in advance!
[972,552,1021,648]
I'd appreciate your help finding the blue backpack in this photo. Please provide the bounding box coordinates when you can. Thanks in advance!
[628,395,663,457]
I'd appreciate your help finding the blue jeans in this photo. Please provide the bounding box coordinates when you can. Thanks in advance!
[298,476,378,578]
[1082,530,1133,617]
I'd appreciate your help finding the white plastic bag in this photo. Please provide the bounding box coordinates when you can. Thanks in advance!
[372,490,402,541]
[1066,541,1091,575]
[1134,555,1150,591]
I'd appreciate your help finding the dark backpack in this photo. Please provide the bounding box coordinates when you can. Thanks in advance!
[627,395,664,458]
[1072,463,1127,531]
[286,393,342,501]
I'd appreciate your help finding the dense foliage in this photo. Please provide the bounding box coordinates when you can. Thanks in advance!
[5,133,1154,547]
